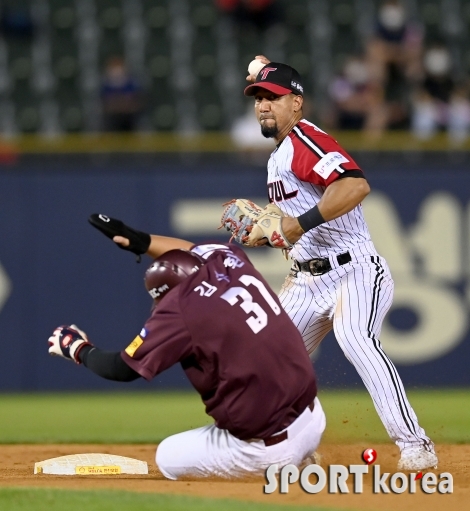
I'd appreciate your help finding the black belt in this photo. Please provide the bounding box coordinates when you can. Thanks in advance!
[295,252,351,276]
[263,402,315,447]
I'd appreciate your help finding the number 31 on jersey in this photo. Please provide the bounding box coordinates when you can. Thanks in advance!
[221,275,281,334]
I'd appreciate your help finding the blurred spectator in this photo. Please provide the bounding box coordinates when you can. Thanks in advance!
[411,45,470,143]
[328,55,377,130]
[230,104,274,163]
[365,0,424,134]
[447,85,470,144]
[100,57,144,132]
[215,0,283,33]
[368,0,423,84]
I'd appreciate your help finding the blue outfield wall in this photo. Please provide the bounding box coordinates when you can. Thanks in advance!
[0,156,469,391]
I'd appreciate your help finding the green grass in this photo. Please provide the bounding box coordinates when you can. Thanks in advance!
[318,388,470,444]
[0,389,468,444]
[0,488,351,511]
[0,391,463,511]
[0,391,211,443]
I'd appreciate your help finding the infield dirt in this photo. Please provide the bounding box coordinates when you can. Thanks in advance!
[0,443,468,511]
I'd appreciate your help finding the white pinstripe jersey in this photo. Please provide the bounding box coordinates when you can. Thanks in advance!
[267,119,374,261]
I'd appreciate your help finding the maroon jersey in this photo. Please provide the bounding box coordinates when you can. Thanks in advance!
[122,244,317,440]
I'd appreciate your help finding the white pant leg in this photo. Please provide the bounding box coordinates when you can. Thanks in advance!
[279,272,333,355]
[332,257,434,452]
[156,398,326,480]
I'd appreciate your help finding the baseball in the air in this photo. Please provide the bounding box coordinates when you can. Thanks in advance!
[248,59,266,78]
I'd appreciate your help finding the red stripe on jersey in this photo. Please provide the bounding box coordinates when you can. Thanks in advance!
[289,122,362,186]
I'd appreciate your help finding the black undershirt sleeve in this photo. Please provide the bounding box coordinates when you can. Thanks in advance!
[78,345,141,382]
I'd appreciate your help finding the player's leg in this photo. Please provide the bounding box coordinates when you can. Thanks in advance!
[156,400,326,480]
[156,424,260,479]
[285,397,326,468]
[331,256,437,469]
[279,271,333,355]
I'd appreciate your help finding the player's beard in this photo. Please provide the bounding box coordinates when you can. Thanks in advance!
[261,121,278,138]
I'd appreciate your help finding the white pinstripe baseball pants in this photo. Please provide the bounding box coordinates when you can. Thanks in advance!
[279,247,434,453]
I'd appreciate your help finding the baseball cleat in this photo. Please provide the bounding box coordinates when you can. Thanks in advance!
[397,447,438,471]
[298,451,322,470]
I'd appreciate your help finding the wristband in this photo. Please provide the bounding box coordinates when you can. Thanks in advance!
[88,214,151,256]
[297,205,325,233]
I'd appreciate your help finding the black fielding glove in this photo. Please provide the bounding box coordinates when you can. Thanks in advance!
[88,214,151,258]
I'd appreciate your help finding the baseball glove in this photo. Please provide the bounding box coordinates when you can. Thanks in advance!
[220,199,292,249]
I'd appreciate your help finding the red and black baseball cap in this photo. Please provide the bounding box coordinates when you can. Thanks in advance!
[244,62,304,97]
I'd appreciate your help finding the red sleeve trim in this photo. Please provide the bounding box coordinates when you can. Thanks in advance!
[290,124,363,186]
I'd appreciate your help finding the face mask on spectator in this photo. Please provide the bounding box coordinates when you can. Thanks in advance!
[378,4,405,30]
[424,49,451,77]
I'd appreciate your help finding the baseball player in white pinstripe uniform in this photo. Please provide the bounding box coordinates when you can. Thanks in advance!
[240,57,438,471]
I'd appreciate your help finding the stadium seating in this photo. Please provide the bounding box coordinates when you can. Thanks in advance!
[0,0,467,133]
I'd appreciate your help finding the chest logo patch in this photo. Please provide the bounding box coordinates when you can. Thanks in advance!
[268,181,298,202]
[125,336,144,357]
[313,152,349,178]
